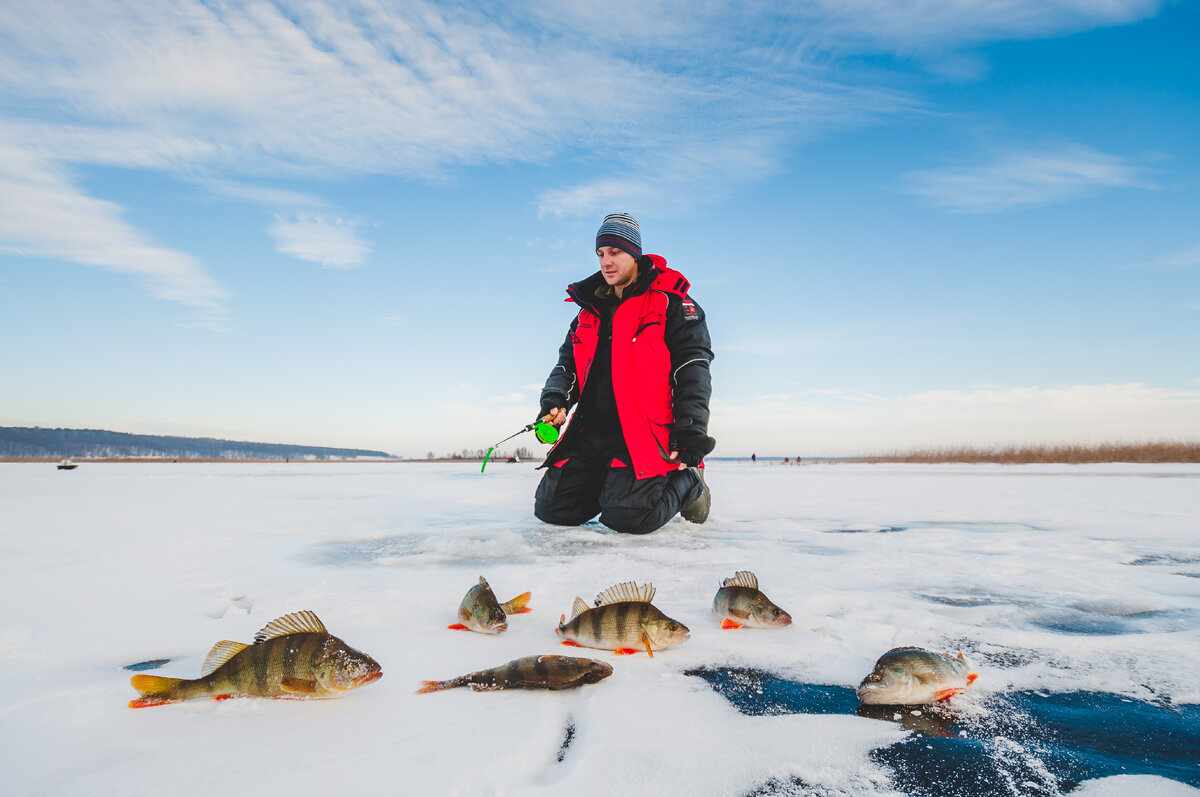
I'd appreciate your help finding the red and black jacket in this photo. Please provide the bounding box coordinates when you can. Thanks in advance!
[539,254,714,479]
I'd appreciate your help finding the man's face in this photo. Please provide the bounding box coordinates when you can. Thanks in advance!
[597,246,638,289]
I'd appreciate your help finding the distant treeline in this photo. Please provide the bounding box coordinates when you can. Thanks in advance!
[0,427,394,461]
[426,446,536,461]
[862,440,1200,464]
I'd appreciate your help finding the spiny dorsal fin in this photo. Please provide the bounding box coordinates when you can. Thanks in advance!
[722,571,759,589]
[594,581,655,606]
[478,576,490,589]
[569,597,590,620]
[253,610,327,644]
[201,641,248,676]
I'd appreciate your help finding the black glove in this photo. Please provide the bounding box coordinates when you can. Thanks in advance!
[669,420,715,467]
[537,393,567,423]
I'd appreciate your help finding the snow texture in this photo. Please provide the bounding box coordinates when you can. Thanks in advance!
[1,461,1197,795]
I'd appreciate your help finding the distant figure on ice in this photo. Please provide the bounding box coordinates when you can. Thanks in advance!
[534,213,715,534]
[751,453,756,463]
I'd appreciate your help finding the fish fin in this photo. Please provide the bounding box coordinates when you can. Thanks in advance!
[560,639,582,648]
[501,592,532,615]
[469,683,505,692]
[933,688,963,702]
[478,575,490,589]
[201,641,248,676]
[128,674,184,708]
[594,581,655,606]
[447,623,470,631]
[416,680,452,694]
[212,694,234,701]
[128,697,172,709]
[957,652,964,660]
[722,571,758,589]
[641,631,655,658]
[614,648,639,656]
[721,619,743,630]
[253,610,326,644]
[281,678,317,694]
[569,597,590,620]
[967,673,978,686]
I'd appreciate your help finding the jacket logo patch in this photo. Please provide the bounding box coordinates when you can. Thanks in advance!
[682,301,699,321]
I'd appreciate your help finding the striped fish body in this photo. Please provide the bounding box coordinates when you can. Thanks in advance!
[857,647,977,705]
[556,582,689,656]
[417,655,613,693]
[129,611,382,708]
[712,571,792,629]
[450,576,531,634]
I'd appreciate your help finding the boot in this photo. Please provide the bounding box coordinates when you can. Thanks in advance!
[680,467,710,524]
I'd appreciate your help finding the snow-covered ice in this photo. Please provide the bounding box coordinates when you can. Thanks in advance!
[1,461,1197,795]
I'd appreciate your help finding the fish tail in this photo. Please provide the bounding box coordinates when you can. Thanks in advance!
[502,592,532,615]
[416,679,459,694]
[128,674,186,708]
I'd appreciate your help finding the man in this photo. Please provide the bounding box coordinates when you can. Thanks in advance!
[534,212,715,534]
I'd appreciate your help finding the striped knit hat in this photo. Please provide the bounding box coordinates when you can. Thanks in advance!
[595,212,642,259]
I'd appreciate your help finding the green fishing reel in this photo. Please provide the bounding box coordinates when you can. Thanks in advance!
[532,420,559,444]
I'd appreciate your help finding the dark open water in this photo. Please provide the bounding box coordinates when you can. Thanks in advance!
[686,667,1200,796]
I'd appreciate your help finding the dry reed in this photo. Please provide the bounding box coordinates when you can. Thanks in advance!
[862,440,1200,464]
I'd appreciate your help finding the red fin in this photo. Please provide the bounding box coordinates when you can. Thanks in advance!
[933,688,962,702]
[128,697,172,709]
[447,623,469,631]
[721,619,743,630]
[967,673,978,685]
[212,694,234,701]
[614,648,639,656]
[416,681,448,694]
[560,639,582,647]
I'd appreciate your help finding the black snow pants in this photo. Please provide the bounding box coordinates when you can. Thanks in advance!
[534,456,703,535]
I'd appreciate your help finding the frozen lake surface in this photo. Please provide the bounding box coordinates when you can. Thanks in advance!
[2,461,1198,795]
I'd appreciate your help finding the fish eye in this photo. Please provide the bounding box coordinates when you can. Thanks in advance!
[668,622,678,631]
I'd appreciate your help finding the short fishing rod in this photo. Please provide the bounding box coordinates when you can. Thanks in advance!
[480,420,560,472]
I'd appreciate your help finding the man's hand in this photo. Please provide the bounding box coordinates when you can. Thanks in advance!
[541,406,567,427]
[669,424,714,469]
[538,396,568,427]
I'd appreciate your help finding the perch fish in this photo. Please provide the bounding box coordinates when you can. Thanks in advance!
[449,576,531,634]
[556,581,689,657]
[128,611,382,708]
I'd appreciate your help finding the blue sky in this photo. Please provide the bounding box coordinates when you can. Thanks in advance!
[1,0,1197,457]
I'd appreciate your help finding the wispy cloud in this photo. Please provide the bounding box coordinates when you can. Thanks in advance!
[0,0,1172,317]
[1132,244,1200,271]
[0,135,229,328]
[268,214,370,269]
[904,145,1154,212]
[780,0,1163,51]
